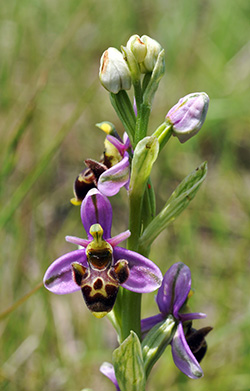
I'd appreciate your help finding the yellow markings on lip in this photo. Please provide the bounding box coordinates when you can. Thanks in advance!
[92,311,108,319]
[89,278,108,298]
[70,197,82,206]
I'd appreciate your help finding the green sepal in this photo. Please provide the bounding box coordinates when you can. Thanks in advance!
[139,161,208,251]
[121,45,141,83]
[142,315,176,378]
[129,136,159,197]
[143,49,165,107]
[109,90,136,145]
[128,136,159,250]
[113,331,146,391]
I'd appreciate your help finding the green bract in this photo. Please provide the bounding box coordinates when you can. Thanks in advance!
[142,315,176,378]
[113,331,146,391]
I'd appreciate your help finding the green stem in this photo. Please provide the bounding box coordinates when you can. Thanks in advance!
[120,290,142,342]
[134,103,151,145]
[152,122,172,152]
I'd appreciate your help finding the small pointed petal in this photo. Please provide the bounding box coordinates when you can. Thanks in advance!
[157,262,191,318]
[141,313,164,334]
[114,247,162,293]
[100,362,120,391]
[81,188,112,239]
[107,230,131,247]
[43,249,88,294]
[65,236,90,248]
[179,312,207,322]
[106,134,126,155]
[171,323,203,379]
[98,154,130,197]
[123,132,132,149]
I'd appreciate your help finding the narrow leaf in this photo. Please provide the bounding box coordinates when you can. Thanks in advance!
[139,161,207,250]
[110,90,136,144]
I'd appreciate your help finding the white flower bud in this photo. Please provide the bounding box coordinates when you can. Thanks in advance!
[99,47,132,94]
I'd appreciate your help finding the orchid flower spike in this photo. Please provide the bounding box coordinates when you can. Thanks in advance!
[141,262,211,379]
[71,125,132,205]
[44,189,162,318]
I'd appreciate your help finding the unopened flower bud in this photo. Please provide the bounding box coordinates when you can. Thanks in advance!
[166,92,209,143]
[99,47,131,94]
[126,34,147,63]
[139,35,162,73]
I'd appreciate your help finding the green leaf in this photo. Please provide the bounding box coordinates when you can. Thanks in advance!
[110,90,136,145]
[112,331,146,391]
[142,315,176,378]
[139,161,208,250]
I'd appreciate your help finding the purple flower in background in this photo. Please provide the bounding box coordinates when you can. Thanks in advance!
[100,362,120,391]
[44,189,162,318]
[71,128,131,205]
[141,262,210,379]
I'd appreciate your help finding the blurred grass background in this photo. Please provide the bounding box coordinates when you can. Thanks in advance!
[0,0,250,390]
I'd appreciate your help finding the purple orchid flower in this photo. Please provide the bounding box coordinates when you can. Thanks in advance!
[44,188,162,318]
[141,262,208,379]
[100,362,120,391]
[71,131,131,205]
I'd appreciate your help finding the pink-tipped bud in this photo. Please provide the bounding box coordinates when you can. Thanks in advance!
[99,47,131,94]
[166,92,209,143]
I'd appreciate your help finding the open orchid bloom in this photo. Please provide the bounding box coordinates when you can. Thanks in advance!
[100,362,120,391]
[44,189,162,318]
[141,262,210,379]
[71,128,131,205]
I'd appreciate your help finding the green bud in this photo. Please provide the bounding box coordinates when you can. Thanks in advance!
[99,47,131,94]
[142,316,176,378]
